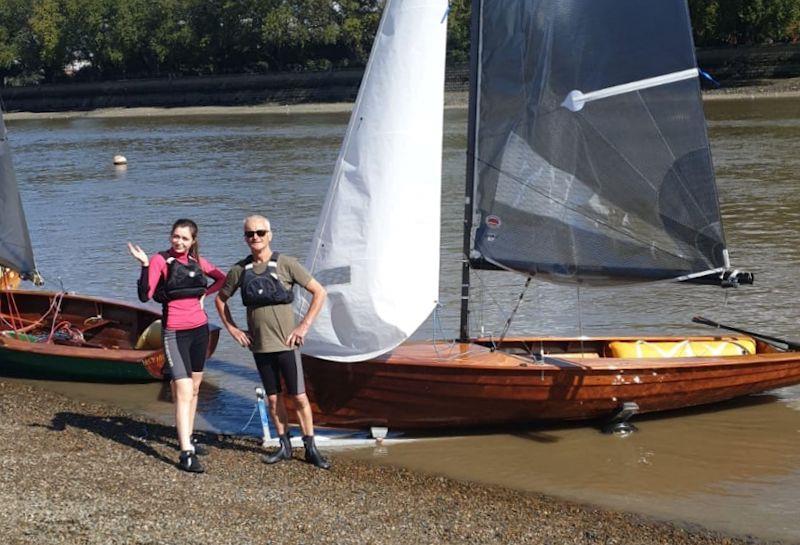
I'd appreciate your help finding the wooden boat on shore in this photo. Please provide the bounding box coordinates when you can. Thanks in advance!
[302,336,800,429]
[0,109,219,382]
[0,289,219,382]
[291,0,800,431]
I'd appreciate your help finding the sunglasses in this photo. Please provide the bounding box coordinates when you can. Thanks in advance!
[244,229,269,239]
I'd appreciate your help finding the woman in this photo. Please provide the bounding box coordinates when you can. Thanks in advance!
[128,219,225,473]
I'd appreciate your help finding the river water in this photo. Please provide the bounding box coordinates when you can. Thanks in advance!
[6,97,800,541]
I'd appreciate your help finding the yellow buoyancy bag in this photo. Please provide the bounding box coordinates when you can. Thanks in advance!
[135,320,163,350]
[608,337,756,358]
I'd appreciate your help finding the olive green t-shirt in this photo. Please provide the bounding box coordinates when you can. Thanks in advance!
[219,253,313,353]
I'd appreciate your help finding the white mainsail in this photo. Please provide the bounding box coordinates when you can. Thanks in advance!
[297,0,448,362]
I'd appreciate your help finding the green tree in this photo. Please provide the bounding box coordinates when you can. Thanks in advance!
[446,0,470,64]
[262,0,380,70]
[689,0,800,45]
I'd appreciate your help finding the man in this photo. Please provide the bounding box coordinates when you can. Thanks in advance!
[215,214,330,469]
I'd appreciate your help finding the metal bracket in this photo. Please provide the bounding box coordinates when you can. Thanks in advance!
[602,401,639,435]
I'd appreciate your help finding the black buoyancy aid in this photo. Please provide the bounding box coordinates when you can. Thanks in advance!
[240,252,294,308]
[153,251,208,303]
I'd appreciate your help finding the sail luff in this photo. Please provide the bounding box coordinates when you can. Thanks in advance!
[298,0,449,362]
[459,0,485,342]
[0,111,37,279]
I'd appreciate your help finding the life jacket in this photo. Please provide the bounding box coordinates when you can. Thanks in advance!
[153,251,208,303]
[240,252,294,308]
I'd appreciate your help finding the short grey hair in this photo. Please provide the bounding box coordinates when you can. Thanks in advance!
[243,215,270,230]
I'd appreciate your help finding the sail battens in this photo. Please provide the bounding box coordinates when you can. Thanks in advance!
[561,68,699,112]
[472,0,727,285]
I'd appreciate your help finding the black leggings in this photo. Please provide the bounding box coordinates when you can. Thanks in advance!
[162,324,209,381]
[254,350,305,396]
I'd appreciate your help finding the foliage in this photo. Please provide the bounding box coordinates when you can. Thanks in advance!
[1,0,799,85]
[689,0,800,45]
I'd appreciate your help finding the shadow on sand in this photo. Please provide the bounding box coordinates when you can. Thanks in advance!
[40,411,263,467]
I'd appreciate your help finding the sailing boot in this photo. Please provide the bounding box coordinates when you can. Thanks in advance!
[302,435,331,470]
[178,450,205,473]
[261,432,292,464]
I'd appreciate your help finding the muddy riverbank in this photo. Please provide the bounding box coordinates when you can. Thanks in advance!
[0,379,787,544]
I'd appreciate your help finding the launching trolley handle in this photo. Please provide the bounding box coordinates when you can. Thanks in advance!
[255,387,273,445]
[692,316,800,351]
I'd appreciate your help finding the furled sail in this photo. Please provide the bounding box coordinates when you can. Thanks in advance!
[470,0,730,285]
[298,0,448,361]
[0,111,36,279]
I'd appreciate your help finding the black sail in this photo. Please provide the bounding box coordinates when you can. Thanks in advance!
[0,112,36,278]
[471,0,728,284]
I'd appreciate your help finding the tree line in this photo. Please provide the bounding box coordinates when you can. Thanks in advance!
[0,0,798,86]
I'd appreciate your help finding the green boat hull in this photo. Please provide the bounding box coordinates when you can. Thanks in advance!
[0,344,156,382]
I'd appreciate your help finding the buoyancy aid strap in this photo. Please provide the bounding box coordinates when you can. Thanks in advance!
[242,253,280,280]
[158,251,175,267]
[268,252,280,280]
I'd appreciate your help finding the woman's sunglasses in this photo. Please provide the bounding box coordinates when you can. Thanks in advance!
[244,230,268,239]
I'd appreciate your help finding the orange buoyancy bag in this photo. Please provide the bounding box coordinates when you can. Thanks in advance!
[608,338,756,358]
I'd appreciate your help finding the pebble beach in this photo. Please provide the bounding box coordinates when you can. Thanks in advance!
[0,379,787,545]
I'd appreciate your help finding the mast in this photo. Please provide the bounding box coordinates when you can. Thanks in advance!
[459,0,482,342]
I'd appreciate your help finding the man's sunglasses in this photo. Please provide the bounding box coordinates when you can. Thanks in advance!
[244,230,268,238]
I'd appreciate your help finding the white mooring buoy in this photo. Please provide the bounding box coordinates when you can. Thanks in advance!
[113,154,127,165]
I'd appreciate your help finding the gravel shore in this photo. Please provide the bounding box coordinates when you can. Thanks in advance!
[0,379,786,545]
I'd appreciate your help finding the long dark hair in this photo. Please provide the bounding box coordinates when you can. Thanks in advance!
[171,218,200,260]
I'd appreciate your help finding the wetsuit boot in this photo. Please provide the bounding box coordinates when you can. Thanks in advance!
[261,432,292,464]
[178,450,205,473]
[302,435,331,470]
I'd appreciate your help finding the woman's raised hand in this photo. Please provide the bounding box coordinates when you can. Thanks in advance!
[127,242,149,267]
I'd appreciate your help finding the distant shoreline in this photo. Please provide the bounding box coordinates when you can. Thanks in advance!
[5,81,800,121]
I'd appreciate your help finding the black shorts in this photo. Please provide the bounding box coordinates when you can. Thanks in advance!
[162,324,209,381]
[254,350,305,396]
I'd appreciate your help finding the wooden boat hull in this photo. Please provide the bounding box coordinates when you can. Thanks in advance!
[301,337,800,429]
[0,289,219,382]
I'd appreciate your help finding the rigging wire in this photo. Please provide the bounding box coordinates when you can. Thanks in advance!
[431,302,457,358]
[495,276,532,350]
[576,283,585,353]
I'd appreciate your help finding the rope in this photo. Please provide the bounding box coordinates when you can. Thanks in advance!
[237,402,260,434]
[1,291,67,338]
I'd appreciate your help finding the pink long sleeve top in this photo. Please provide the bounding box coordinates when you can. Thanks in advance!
[139,249,226,330]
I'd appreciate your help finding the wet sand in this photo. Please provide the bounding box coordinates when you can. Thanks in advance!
[0,379,787,544]
[6,75,800,122]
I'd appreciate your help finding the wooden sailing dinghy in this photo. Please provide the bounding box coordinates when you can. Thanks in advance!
[0,289,219,382]
[294,0,800,430]
[0,109,218,382]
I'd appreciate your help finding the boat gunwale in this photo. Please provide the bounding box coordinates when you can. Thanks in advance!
[304,337,800,372]
[1,287,163,316]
